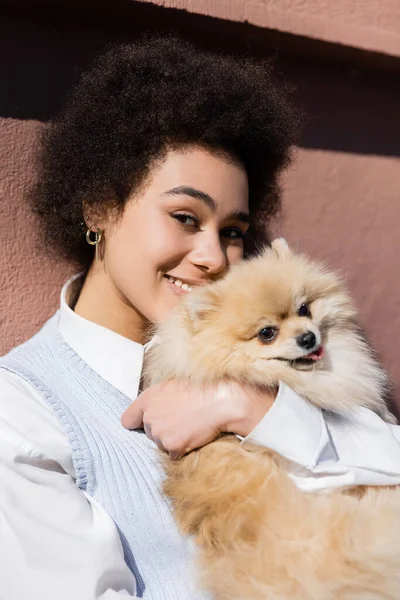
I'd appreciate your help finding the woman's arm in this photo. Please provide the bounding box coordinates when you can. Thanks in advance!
[121,379,276,458]
[122,380,400,493]
[243,382,400,492]
[121,380,323,463]
[0,372,139,600]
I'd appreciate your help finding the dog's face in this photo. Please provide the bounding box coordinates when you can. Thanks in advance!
[175,239,357,382]
[229,298,324,373]
[149,239,388,415]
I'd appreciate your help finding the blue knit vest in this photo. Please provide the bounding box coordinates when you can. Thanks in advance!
[0,313,209,600]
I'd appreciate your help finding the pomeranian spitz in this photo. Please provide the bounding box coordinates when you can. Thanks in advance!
[144,239,400,600]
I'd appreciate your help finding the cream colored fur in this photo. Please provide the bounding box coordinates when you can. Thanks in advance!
[144,241,400,599]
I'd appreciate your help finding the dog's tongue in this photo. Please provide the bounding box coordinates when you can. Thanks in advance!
[304,346,324,361]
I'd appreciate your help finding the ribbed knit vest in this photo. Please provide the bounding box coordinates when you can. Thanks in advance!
[0,313,209,600]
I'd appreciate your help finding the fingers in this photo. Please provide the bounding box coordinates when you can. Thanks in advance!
[121,394,147,429]
[143,422,187,458]
[144,423,184,457]
[169,451,184,461]
[121,391,174,455]
[143,423,167,453]
[121,379,218,460]
[153,437,167,453]
[143,422,152,439]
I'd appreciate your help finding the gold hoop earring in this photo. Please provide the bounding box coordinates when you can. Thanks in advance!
[86,225,102,263]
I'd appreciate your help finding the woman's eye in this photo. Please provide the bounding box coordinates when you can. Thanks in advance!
[221,228,246,240]
[257,327,278,343]
[172,213,199,228]
[298,303,312,318]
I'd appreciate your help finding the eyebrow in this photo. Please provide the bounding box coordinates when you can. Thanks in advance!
[164,185,250,224]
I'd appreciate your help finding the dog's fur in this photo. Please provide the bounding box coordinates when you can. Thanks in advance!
[144,240,400,600]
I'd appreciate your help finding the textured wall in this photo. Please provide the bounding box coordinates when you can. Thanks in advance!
[0,118,73,350]
[142,0,400,34]
[1,4,399,407]
[137,0,400,57]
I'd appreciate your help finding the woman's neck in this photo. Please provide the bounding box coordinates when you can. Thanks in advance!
[73,266,149,344]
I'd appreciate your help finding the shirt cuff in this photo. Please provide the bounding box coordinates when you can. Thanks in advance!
[240,382,333,470]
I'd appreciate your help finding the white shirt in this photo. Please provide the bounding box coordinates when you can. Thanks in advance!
[1,275,400,600]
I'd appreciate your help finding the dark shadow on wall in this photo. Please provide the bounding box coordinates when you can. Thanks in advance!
[286,64,400,158]
[1,3,400,157]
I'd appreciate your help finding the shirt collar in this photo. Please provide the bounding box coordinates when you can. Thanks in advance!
[59,274,145,401]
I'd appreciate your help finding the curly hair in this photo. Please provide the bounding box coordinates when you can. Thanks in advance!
[30,35,301,266]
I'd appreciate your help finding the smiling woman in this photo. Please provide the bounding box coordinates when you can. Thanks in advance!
[1,32,399,600]
[73,147,251,337]
[1,34,372,600]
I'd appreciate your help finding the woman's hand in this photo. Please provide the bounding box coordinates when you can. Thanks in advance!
[121,380,277,458]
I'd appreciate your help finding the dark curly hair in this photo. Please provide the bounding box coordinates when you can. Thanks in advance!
[31,35,301,266]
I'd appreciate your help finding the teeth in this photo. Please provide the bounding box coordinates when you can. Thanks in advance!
[166,275,192,292]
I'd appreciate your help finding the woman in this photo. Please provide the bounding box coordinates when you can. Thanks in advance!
[1,36,399,600]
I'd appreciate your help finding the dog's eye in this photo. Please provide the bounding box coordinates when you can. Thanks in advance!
[298,303,312,318]
[258,327,278,343]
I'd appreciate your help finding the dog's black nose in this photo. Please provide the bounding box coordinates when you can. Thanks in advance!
[297,331,316,350]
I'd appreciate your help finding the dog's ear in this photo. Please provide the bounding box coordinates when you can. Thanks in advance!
[183,286,220,329]
[271,237,291,259]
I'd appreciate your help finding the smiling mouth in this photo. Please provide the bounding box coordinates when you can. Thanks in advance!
[276,346,324,369]
[164,275,193,292]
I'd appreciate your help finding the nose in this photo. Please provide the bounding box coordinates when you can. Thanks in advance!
[189,233,228,275]
[296,331,317,350]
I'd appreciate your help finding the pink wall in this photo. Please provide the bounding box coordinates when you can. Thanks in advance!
[0,119,74,350]
[1,3,399,409]
[138,0,400,33]
[137,0,400,58]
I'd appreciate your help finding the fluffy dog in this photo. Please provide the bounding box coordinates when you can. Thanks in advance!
[144,239,400,600]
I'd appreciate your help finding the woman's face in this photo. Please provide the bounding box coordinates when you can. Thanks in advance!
[94,146,249,336]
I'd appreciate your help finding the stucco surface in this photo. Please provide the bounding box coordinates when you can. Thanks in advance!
[268,0,400,33]
[0,118,73,350]
[137,0,400,57]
